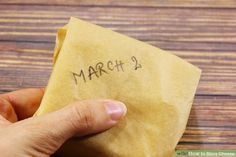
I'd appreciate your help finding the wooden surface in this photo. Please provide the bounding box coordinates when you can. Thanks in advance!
[0,0,236,151]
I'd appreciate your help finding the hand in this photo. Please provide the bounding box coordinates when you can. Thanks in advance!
[0,88,126,156]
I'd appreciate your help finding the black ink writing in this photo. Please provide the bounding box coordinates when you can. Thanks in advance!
[96,62,108,76]
[72,56,142,85]
[88,66,99,80]
[72,70,86,84]
[114,60,125,72]
[107,60,114,71]
[131,56,142,70]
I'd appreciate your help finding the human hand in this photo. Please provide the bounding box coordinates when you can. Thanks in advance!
[0,88,126,156]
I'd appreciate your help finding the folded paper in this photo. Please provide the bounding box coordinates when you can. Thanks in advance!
[35,17,201,157]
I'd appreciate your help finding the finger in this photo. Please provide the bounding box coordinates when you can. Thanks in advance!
[22,99,127,152]
[1,88,44,120]
[0,97,18,122]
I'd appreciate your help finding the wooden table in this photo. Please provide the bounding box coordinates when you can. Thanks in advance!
[0,0,235,151]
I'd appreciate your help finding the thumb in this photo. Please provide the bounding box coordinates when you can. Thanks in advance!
[21,99,127,155]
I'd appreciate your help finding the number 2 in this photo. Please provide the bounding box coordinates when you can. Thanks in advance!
[131,56,142,70]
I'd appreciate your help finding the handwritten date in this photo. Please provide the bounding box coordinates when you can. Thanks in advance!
[72,56,142,85]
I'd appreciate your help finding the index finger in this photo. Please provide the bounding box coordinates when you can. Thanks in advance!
[0,88,44,120]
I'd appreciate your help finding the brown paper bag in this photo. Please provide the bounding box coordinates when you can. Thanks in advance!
[35,17,201,157]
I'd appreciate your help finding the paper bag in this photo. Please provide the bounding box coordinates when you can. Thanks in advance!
[35,17,201,157]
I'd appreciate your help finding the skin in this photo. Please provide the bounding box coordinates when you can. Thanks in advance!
[0,88,126,157]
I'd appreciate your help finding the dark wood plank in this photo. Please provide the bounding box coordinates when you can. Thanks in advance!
[1,5,236,47]
[2,0,236,8]
[180,96,236,149]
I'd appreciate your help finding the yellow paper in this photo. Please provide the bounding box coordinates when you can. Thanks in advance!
[36,17,201,157]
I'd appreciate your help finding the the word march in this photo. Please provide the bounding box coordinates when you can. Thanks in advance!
[71,56,142,85]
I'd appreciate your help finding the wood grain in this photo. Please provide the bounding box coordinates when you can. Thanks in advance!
[2,0,236,8]
[0,1,235,151]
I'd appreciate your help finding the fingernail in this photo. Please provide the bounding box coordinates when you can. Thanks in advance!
[106,101,127,121]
